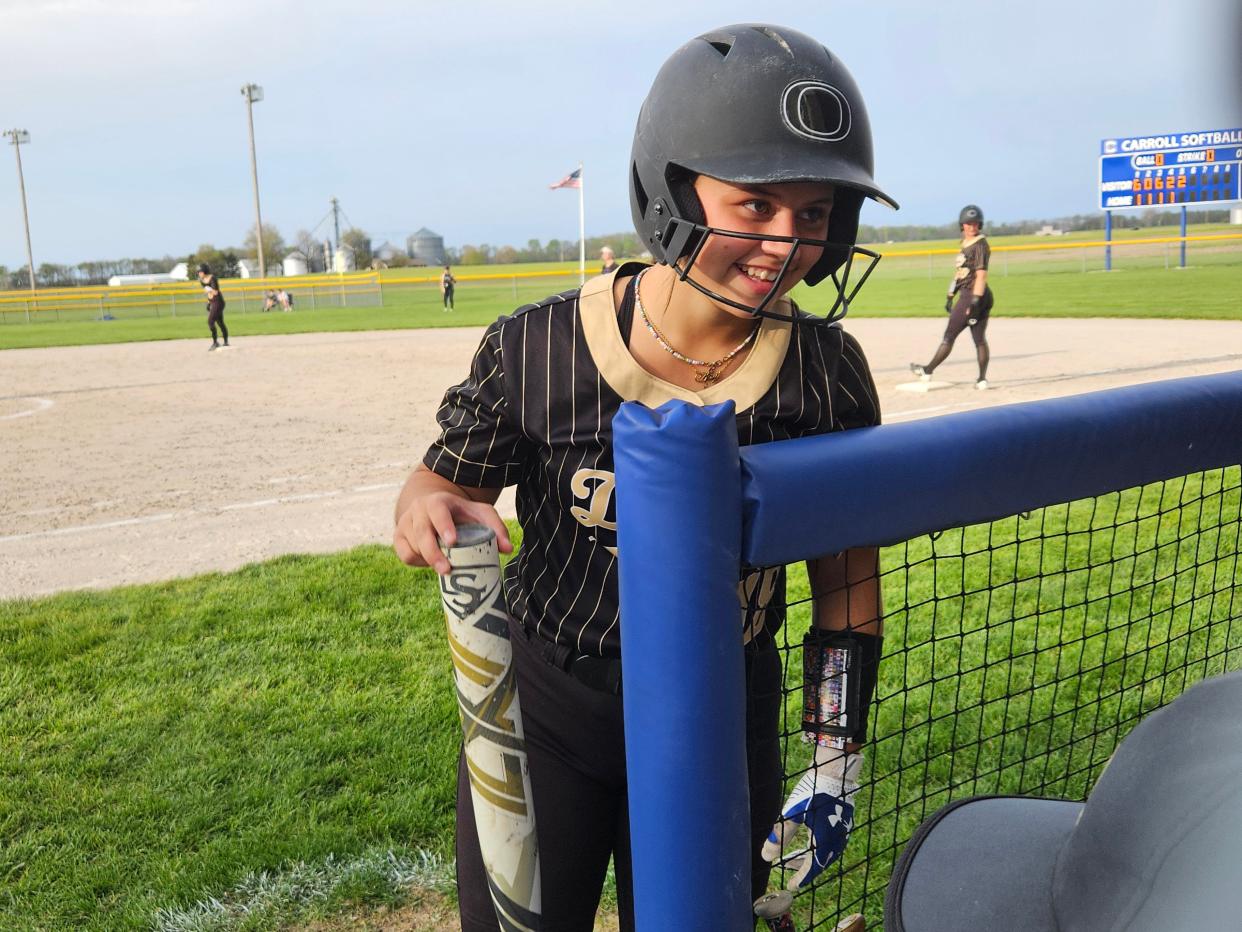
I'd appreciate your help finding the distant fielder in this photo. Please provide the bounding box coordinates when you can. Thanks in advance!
[440,264,456,310]
[196,263,230,351]
[910,204,993,389]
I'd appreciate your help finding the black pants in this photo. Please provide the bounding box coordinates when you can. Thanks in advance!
[443,286,454,308]
[943,287,992,346]
[456,616,783,931]
[207,300,228,341]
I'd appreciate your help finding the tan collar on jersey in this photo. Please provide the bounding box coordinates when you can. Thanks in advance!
[578,265,792,410]
[961,234,986,248]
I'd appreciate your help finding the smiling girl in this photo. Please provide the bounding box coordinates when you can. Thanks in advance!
[394,23,896,930]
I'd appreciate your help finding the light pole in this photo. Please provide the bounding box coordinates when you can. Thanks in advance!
[4,129,36,303]
[240,83,266,278]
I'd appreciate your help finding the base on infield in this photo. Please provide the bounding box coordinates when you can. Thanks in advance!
[895,379,953,393]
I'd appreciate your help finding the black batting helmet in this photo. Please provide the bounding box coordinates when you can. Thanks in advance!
[196,263,211,275]
[629,24,897,322]
[959,205,984,228]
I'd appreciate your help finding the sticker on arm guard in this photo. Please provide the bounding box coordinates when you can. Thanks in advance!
[802,630,861,749]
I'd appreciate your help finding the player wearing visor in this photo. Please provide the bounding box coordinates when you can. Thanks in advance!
[395,23,893,930]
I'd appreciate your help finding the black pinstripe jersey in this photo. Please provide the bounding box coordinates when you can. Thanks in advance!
[951,234,991,295]
[423,266,881,658]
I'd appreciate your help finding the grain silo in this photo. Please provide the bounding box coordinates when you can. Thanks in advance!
[406,227,446,266]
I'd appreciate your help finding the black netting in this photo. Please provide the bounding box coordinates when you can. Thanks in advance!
[762,465,1242,929]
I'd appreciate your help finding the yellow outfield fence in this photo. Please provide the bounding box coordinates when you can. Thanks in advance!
[865,231,1242,280]
[0,271,383,323]
[874,231,1242,258]
[1,233,1239,322]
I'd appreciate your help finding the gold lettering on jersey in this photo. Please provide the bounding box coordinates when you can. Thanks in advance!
[570,470,618,557]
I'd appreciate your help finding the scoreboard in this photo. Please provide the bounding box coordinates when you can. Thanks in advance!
[1098,128,1242,211]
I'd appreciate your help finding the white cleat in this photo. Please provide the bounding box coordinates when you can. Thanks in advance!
[975,379,988,390]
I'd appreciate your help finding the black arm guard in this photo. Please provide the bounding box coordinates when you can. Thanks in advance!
[803,628,883,745]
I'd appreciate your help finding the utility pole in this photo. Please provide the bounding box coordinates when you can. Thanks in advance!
[331,197,341,254]
[240,83,266,277]
[4,129,36,303]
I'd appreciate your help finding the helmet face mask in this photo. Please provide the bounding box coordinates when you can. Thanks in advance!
[630,23,897,324]
[660,219,883,324]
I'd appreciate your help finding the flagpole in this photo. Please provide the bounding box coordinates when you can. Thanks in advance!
[577,161,586,286]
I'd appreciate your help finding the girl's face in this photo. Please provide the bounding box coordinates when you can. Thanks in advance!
[962,221,981,238]
[689,175,834,312]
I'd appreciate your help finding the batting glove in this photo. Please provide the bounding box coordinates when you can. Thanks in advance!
[944,295,954,313]
[761,745,864,890]
[967,294,984,325]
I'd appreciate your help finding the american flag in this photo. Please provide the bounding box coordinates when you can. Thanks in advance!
[549,167,582,190]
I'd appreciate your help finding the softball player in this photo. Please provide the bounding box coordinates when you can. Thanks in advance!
[440,265,456,310]
[910,204,993,388]
[196,263,229,351]
[394,24,892,929]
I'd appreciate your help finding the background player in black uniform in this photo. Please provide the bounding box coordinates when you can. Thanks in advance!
[196,263,229,351]
[910,204,993,388]
[394,24,894,930]
[599,245,619,275]
[440,264,456,310]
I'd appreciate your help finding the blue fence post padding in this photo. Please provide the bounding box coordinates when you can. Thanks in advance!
[741,370,1242,566]
[614,399,751,932]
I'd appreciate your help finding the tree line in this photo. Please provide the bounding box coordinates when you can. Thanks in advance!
[184,225,374,280]
[0,223,374,288]
[450,233,645,266]
[2,208,1233,288]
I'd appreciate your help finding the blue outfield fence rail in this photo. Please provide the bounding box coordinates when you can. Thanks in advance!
[614,369,1242,930]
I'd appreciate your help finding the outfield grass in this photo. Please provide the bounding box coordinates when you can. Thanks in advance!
[2,228,1238,350]
[4,471,1240,930]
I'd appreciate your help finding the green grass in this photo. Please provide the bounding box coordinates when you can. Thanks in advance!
[839,235,1242,318]
[775,468,1242,927]
[3,474,1240,930]
[0,278,586,350]
[2,230,1238,350]
[0,546,468,930]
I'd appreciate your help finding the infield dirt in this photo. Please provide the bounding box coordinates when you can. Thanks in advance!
[3,318,1241,601]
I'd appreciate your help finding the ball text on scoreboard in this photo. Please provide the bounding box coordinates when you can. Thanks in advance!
[1098,128,1242,211]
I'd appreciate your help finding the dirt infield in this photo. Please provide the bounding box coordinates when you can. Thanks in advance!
[3,318,1241,601]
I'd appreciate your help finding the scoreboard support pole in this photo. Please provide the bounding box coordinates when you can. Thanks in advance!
[1104,210,1112,272]
[1180,206,1187,268]
[1099,128,1241,273]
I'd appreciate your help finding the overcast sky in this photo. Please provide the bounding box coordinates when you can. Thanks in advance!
[1,0,1239,267]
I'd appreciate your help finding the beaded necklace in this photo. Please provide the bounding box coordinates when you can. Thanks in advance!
[633,269,761,385]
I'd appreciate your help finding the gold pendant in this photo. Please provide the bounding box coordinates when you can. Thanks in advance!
[696,366,721,385]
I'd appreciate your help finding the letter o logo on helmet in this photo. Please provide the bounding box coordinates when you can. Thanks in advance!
[781,81,852,143]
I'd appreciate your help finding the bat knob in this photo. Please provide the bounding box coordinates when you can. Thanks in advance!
[833,913,866,932]
[754,889,799,930]
[753,891,794,918]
